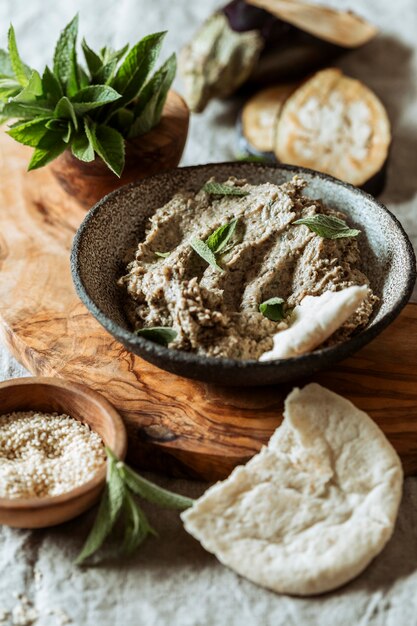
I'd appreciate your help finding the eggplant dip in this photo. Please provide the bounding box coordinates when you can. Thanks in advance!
[118,176,377,360]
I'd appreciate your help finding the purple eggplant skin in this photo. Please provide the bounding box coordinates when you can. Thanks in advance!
[222,0,344,84]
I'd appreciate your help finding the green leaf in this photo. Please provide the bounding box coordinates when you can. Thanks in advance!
[75,455,126,564]
[128,53,176,137]
[62,121,73,143]
[121,490,155,555]
[122,464,194,510]
[2,101,53,119]
[205,218,238,255]
[6,117,51,147]
[53,15,79,94]
[0,77,21,101]
[45,118,67,131]
[85,123,125,176]
[8,25,31,86]
[259,297,286,322]
[112,32,166,106]
[0,49,14,77]
[98,45,129,85]
[75,484,113,564]
[12,69,43,103]
[78,65,90,89]
[54,96,78,130]
[82,38,103,77]
[27,131,67,170]
[135,326,177,346]
[155,251,170,258]
[190,238,223,271]
[42,66,63,102]
[202,182,249,196]
[293,214,361,239]
[70,85,121,114]
[71,126,95,162]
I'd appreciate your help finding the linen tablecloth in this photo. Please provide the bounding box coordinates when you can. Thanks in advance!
[0,0,416,624]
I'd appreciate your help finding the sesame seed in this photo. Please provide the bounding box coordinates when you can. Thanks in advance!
[0,411,106,499]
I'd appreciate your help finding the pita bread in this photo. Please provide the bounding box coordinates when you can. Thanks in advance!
[259,285,369,361]
[181,384,403,596]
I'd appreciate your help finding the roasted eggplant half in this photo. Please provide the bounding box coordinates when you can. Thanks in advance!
[179,0,377,112]
[274,68,391,194]
[237,83,297,158]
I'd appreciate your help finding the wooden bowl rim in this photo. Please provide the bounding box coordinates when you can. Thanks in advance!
[0,376,127,510]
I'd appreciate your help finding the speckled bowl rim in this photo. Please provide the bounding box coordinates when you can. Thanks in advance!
[71,162,416,376]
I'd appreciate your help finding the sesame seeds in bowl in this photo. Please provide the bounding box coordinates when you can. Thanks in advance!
[0,411,106,499]
[0,377,127,529]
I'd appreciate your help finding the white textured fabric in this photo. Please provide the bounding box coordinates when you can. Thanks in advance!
[0,0,416,624]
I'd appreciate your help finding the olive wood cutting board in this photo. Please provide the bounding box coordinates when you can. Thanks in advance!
[0,132,416,480]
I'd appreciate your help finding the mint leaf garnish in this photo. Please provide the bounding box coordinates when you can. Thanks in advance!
[205,218,238,255]
[259,297,287,322]
[190,237,223,271]
[76,448,193,564]
[293,214,361,239]
[135,326,177,346]
[202,182,249,196]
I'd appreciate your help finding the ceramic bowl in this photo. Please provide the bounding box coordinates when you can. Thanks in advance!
[0,377,127,528]
[71,163,416,386]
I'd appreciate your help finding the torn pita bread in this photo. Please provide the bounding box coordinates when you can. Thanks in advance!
[182,383,403,596]
[259,285,369,361]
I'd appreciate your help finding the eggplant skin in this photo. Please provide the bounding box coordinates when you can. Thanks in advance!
[223,0,344,83]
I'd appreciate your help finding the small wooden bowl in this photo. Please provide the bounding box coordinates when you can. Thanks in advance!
[0,377,127,529]
[49,90,189,208]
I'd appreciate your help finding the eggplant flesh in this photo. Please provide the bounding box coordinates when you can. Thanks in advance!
[238,69,390,196]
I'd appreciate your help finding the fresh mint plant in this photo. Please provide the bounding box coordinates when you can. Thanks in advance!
[0,16,176,175]
[76,448,194,564]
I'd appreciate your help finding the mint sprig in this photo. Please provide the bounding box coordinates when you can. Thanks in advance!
[0,17,176,175]
[76,448,193,564]
[293,214,361,240]
[190,218,239,271]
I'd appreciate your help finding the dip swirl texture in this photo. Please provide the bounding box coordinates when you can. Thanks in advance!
[119,177,376,359]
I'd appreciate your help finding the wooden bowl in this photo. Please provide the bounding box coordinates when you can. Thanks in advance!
[0,377,127,529]
[49,90,189,208]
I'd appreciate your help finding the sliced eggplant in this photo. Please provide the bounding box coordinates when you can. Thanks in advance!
[179,0,377,112]
[246,0,378,48]
[274,68,391,192]
[237,83,297,158]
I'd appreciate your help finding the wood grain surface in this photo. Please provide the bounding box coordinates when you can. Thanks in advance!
[0,131,416,480]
